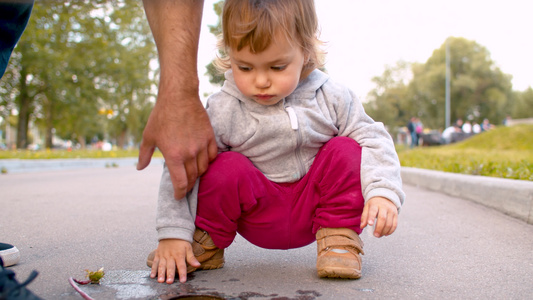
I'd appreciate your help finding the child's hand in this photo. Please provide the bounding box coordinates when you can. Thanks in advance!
[150,239,201,284]
[360,196,398,238]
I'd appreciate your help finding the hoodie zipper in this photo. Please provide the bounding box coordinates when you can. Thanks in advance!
[285,106,306,178]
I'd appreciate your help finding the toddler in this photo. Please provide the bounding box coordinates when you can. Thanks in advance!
[148,0,405,284]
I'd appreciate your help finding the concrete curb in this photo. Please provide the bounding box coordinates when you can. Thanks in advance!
[0,157,164,173]
[401,167,533,224]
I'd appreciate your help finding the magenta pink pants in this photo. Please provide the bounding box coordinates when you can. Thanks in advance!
[195,136,364,250]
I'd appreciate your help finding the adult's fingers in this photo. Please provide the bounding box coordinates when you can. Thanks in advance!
[207,138,218,162]
[183,152,199,193]
[137,141,155,171]
[196,148,209,178]
[196,133,218,177]
[166,159,190,200]
[169,141,217,199]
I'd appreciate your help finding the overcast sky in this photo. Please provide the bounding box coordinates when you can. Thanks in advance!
[196,0,533,103]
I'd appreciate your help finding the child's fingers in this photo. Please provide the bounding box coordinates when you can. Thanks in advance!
[150,254,159,279]
[361,203,379,229]
[175,252,190,283]
[360,204,369,228]
[176,267,187,283]
[373,210,388,237]
[180,245,199,282]
[165,260,176,284]
[186,250,201,268]
[157,257,168,283]
[153,239,194,283]
[174,248,200,283]
[375,207,398,237]
[383,213,398,236]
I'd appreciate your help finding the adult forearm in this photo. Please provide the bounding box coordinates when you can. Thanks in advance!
[142,0,204,98]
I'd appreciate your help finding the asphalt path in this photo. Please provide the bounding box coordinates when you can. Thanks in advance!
[1,164,532,299]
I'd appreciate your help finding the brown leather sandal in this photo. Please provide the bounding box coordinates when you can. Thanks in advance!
[316,227,364,279]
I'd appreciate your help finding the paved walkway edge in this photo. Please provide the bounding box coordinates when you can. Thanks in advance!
[401,167,533,224]
[0,157,164,173]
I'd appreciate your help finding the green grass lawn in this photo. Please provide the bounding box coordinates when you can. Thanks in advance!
[0,148,162,160]
[2,124,532,181]
[398,124,533,181]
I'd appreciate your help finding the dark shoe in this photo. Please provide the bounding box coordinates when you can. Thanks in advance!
[0,257,42,300]
[0,244,20,267]
[147,228,225,273]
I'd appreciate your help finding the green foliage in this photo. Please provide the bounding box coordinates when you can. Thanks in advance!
[205,60,225,87]
[364,60,411,131]
[0,1,156,149]
[512,87,533,119]
[208,0,224,37]
[365,37,520,131]
[205,0,225,87]
[398,124,533,181]
[0,148,162,159]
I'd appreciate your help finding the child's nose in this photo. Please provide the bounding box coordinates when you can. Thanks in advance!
[255,72,271,89]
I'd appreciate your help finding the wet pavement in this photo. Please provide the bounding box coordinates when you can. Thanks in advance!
[1,163,532,299]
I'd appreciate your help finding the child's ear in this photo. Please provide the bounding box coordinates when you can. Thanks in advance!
[304,53,311,64]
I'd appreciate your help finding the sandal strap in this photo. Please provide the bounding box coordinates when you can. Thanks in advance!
[316,228,364,255]
[193,229,217,249]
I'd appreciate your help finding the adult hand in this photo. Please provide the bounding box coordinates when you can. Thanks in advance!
[360,196,398,237]
[137,92,217,199]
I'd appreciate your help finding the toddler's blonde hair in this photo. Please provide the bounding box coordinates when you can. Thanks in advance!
[216,0,324,76]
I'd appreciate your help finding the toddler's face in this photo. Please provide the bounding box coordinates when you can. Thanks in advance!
[229,33,306,106]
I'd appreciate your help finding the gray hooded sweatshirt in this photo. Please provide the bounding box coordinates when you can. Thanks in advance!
[156,69,405,243]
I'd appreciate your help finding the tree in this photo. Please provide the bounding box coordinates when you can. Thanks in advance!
[365,37,514,131]
[0,0,156,149]
[407,37,513,129]
[512,87,533,119]
[92,2,157,148]
[364,61,411,131]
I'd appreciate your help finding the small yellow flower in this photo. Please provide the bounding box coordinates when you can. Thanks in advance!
[85,267,105,284]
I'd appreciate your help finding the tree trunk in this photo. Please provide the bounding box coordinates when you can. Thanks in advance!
[117,130,127,149]
[45,96,54,149]
[16,68,31,149]
[77,135,86,149]
[45,126,53,149]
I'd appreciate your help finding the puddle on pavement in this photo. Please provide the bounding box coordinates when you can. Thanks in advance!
[162,291,321,300]
[168,296,225,300]
[79,270,321,300]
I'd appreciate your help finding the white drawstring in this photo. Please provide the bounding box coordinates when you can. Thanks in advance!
[285,106,299,130]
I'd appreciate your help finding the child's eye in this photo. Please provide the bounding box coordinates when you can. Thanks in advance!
[271,65,287,71]
[238,66,251,72]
